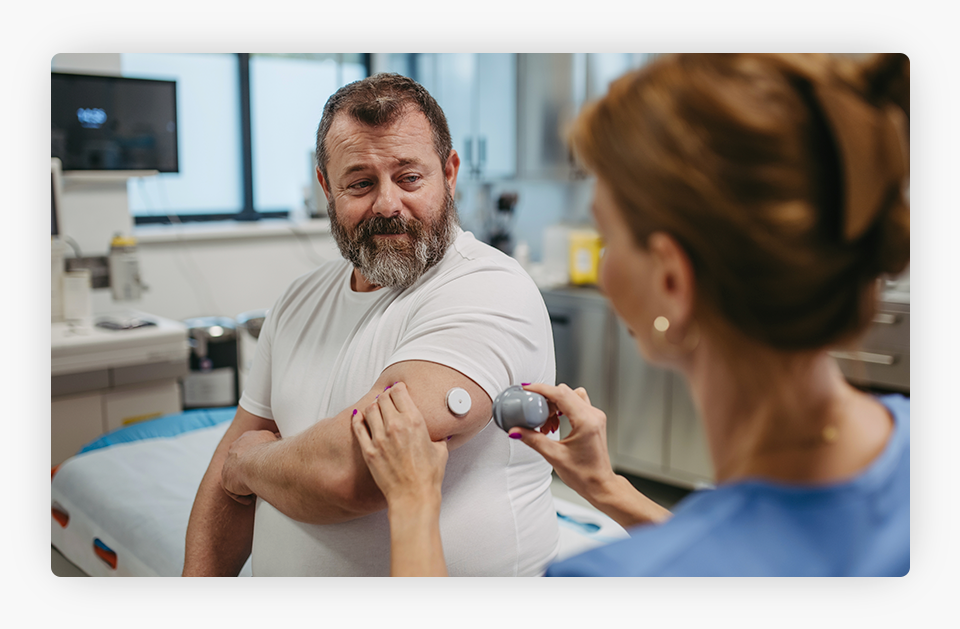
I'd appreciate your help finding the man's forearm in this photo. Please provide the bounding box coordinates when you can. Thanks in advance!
[183,454,256,576]
[183,407,275,576]
[232,417,387,525]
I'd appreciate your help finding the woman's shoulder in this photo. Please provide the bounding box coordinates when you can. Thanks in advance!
[547,440,910,577]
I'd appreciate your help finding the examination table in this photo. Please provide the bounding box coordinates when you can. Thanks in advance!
[51,408,628,576]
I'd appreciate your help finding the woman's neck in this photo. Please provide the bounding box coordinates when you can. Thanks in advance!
[683,334,894,486]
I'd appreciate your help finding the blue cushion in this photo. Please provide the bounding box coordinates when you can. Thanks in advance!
[78,407,237,455]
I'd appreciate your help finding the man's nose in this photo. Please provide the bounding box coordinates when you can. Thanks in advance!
[371,181,402,217]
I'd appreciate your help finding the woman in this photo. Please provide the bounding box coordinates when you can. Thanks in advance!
[351,53,910,576]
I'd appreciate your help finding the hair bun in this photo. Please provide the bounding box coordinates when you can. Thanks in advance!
[851,53,910,119]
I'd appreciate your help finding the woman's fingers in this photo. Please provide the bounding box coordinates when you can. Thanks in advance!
[523,382,594,425]
[362,399,386,441]
[383,381,416,416]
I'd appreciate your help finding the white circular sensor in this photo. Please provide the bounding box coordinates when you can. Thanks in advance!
[446,387,472,417]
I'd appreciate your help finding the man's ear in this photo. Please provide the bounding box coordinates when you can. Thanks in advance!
[317,166,332,200]
[648,231,697,327]
[444,150,461,196]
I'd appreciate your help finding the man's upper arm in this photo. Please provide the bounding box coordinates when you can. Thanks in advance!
[375,360,493,449]
[272,361,491,522]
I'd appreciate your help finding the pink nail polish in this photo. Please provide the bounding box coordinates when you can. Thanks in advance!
[521,382,531,386]
[446,436,453,441]
[352,409,357,416]
[509,431,522,439]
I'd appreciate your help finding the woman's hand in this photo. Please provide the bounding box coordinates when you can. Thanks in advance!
[351,381,450,576]
[510,383,618,505]
[351,382,449,511]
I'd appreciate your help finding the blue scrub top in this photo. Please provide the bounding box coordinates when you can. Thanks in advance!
[546,394,910,577]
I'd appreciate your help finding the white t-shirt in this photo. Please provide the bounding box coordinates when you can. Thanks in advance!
[239,229,560,576]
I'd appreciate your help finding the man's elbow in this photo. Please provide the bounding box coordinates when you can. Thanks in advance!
[293,468,386,524]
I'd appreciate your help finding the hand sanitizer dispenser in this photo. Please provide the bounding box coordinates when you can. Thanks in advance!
[109,234,142,302]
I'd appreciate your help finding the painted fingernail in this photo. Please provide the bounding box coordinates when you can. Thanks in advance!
[509,431,522,439]
[446,435,453,441]
[521,383,531,386]
[352,409,357,416]
[558,411,563,417]
[384,385,391,391]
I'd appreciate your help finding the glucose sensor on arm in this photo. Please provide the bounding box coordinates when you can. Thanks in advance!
[446,387,472,417]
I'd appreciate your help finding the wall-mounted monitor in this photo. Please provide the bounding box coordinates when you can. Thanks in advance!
[51,72,179,173]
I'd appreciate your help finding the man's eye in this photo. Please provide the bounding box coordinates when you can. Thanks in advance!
[400,174,420,184]
[350,181,372,190]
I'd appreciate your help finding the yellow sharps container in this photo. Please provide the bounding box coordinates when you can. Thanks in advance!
[568,229,603,285]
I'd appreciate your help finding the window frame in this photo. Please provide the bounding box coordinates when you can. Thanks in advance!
[133,53,371,225]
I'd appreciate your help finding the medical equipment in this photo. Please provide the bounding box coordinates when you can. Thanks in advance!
[182,317,239,409]
[445,387,471,416]
[108,234,143,302]
[492,385,550,432]
[62,269,93,331]
[52,72,179,173]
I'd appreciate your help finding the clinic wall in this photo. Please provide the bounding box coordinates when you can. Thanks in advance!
[53,53,336,323]
[89,233,338,322]
[52,53,591,324]
[52,53,135,256]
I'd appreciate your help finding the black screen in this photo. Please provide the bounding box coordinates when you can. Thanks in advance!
[51,172,59,236]
[51,72,179,172]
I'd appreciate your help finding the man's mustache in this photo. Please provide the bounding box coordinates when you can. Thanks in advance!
[357,216,424,239]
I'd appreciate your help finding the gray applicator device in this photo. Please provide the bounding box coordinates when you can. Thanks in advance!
[492,385,550,432]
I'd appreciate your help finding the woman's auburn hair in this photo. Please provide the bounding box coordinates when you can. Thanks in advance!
[570,53,909,351]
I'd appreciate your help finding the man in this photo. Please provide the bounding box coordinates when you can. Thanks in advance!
[182,73,560,576]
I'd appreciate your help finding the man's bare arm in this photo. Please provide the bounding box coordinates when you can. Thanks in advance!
[182,407,277,576]
[219,360,493,525]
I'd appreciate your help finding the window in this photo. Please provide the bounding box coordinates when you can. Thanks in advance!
[250,54,367,215]
[120,53,369,224]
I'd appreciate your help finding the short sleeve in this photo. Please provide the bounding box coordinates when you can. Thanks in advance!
[237,303,276,420]
[386,264,555,402]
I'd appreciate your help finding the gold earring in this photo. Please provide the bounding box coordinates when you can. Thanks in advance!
[651,315,700,354]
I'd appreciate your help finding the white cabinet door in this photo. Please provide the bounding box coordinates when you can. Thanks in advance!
[475,53,516,179]
[610,321,668,475]
[52,392,104,466]
[422,53,517,180]
[103,380,182,433]
[433,54,476,175]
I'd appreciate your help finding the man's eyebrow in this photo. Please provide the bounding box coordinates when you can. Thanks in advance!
[341,157,427,176]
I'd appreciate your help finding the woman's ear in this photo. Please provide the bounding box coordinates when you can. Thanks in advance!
[647,231,697,329]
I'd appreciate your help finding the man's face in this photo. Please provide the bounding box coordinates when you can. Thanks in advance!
[319,109,461,289]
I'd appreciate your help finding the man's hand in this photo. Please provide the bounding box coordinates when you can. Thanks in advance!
[220,430,279,505]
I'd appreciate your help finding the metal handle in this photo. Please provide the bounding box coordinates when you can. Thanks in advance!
[829,350,897,366]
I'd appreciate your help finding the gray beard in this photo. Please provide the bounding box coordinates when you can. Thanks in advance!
[328,189,459,289]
